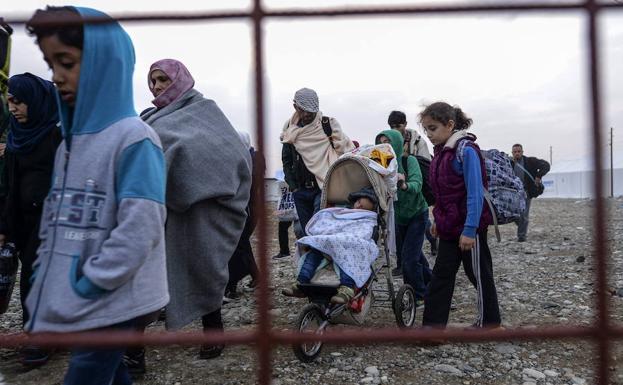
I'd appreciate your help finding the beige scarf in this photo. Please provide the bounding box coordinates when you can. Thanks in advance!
[281,111,354,189]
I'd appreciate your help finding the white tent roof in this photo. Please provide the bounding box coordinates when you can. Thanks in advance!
[549,152,623,173]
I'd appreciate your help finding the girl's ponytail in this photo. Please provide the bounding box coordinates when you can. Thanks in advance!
[453,106,473,131]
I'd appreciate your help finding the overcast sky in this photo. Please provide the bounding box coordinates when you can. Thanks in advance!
[4,1,623,176]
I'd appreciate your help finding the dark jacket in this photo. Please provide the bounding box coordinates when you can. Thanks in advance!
[512,155,550,199]
[0,128,62,246]
[430,135,492,240]
[282,143,318,190]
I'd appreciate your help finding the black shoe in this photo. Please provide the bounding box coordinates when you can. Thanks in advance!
[123,349,146,379]
[272,252,291,259]
[518,237,526,242]
[391,267,402,277]
[199,344,224,359]
[21,346,51,368]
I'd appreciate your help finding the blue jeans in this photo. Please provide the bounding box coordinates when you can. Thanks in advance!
[64,321,134,385]
[293,187,321,236]
[396,210,432,300]
[298,248,356,288]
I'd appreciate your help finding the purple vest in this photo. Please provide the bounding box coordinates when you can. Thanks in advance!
[430,137,492,240]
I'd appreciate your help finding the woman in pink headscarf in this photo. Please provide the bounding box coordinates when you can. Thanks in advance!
[132,59,251,371]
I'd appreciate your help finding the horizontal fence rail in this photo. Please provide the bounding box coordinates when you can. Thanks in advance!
[1,0,621,384]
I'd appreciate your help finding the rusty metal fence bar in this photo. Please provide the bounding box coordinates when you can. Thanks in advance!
[3,1,623,384]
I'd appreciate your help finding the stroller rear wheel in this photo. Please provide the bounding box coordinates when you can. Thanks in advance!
[292,303,326,362]
[393,284,416,328]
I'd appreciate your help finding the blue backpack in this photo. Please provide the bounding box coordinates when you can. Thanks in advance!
[457,141,526,241]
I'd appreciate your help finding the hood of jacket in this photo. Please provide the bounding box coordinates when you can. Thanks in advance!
[58,7,137,141]
[376,129,404,171]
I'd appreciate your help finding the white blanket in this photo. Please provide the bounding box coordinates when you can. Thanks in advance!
[296,207,378,288]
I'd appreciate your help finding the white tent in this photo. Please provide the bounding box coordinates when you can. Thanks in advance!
[542,152,623,198]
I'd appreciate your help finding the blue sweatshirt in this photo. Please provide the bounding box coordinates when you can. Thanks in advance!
[25,7,169,332]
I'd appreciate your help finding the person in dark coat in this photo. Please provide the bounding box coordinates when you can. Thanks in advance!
[0,73,62,366]
[226,131,263,299]
[511,144,550,242]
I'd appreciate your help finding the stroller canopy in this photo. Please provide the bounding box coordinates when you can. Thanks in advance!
[321,155,393,212]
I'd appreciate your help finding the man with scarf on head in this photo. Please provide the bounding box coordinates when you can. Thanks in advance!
[281,88,354,235]
[0,73,62,367]
[141,59,251,363]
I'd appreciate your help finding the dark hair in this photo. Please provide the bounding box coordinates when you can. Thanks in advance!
[512,143,523,149]
[26,6,84,50]
[419,102,472,131]
[388,110,407,126]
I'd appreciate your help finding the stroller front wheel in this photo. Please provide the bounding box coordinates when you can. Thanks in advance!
[292,303,326,362]
[394,284,416,328]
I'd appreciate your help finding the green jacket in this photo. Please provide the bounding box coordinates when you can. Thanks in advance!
[376,129,427,225]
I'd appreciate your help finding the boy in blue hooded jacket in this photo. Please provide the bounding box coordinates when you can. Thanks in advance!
[25,6,169,385]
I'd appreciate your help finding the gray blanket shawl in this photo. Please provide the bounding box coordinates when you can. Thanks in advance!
[143,89,251,330]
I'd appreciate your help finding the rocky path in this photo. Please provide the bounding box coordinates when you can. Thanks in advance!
[1,198,622,385]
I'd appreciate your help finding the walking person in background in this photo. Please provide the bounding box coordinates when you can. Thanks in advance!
[511,144,550,242]
[387,110,436,276]
[25,7,170,384]
[272,181,303,260]
[142,58,251,360]
[0,73,62,366]
[226,131,262,300]
[420,102,501,329]
[375,129,431,307]
[281,88,354,234]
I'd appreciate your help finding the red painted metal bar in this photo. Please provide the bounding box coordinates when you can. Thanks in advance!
[2,324,618,350]
[1,2,621,385]
[5,2,623,25]
[251,2,272,385]
[585,1,610,384]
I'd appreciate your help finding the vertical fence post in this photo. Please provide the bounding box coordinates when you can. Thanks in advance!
[586,1,611,384]
[252,1,272,385]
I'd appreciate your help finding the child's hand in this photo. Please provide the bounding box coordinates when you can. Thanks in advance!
[430,223,437,238]
[459,235,475,251]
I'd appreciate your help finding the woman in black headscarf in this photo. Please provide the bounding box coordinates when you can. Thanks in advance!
[1,73,61,337]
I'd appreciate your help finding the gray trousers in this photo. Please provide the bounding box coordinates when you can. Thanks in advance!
[515,197,532,240]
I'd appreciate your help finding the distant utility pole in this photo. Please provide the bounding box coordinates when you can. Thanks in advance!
[549,146,553,165]
[611,127,614,198]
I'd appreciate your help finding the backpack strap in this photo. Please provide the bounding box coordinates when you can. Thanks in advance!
[483,190,501,242]
[321,116,335,149]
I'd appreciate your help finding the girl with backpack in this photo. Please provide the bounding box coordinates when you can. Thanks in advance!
[419,102,501,329]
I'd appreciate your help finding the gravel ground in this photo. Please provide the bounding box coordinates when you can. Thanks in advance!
[1,198,622,385]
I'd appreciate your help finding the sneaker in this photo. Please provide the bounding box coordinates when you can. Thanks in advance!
[517,237,526,242]
[415,299,425,309]
[123,348,146,379]
[272,252,291,260]
[330,285,355,304]
[21,346,51,368]
[199,344,224,359]
[391,267,403,277]
[281,283,305,298]
[465,322,505,331]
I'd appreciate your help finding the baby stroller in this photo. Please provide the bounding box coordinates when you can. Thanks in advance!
[291,151,416,363]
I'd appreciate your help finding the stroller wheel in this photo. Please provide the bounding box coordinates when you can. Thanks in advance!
[292,303,326,362]
[394,285,416,328]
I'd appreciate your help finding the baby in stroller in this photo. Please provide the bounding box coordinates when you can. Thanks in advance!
[282,186,379,304]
